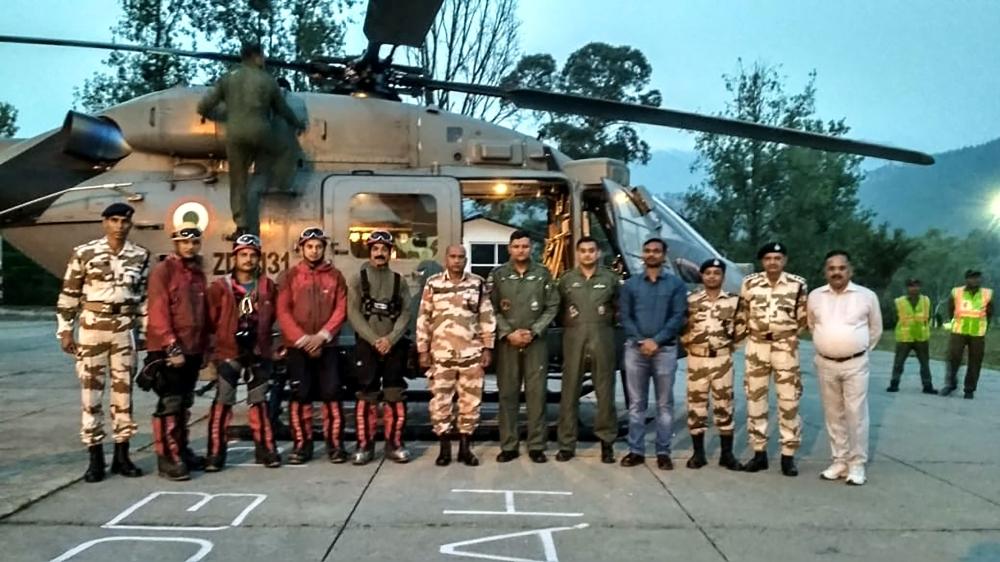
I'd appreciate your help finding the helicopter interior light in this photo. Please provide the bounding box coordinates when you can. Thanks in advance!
[492,182,509,195]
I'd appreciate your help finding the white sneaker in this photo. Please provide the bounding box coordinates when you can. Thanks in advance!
[820,462,848,481]
[845,465,867,486]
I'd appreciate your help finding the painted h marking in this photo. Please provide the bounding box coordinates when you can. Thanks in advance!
[443,489,583,517]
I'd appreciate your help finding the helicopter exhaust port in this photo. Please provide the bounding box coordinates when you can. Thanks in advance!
[61,111,132,163]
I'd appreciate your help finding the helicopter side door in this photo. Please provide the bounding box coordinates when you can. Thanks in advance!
[321,174,462,292]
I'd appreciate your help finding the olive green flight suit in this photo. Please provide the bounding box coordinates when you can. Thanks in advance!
[488,262,560,453]
[197,62,305,234]
[557,266,619,451]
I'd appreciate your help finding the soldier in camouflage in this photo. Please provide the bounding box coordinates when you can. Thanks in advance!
[681,258,744,471]
[197,42,306,238]
[555,236,619,464]
[489,230,560,464]
[736,242,808,477]
[57,203,148,483]
[416,245,496,467]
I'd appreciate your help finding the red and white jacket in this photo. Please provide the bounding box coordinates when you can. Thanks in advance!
[276,260,348,348]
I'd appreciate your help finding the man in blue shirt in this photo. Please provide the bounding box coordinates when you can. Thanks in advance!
[619,238,688,469]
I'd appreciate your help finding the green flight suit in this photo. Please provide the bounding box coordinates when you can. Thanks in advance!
[197,62,304,234]
[488,261,560,452]
[557,266,619,450]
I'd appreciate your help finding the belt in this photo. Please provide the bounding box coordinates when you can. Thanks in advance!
[818,350,867,363]
[749,330,797,342]
[82,302,137,315]
[686,346,733,358]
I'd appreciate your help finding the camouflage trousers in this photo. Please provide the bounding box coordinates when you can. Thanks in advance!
[427,356,484,436]
[686,353,735,435]
[744,338,802,455]
[75,314,138,446]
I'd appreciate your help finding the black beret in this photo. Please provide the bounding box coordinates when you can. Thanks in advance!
[757,242,786,260]
[965,269,982,278]
[699,258,726,274]
[101,203,134,219]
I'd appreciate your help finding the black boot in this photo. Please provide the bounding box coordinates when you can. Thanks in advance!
[84,444,106,483]
[780,454,798,477]
[742,450,768,472]
[110,441,143,477]
[718,434,742,471]
[600,441,615,464]
[457,434,479,467]
[287,401,314,465]
[436,436,452,466]
[686,434,708,469]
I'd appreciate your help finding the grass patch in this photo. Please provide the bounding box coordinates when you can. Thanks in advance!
[874,330,1000,371]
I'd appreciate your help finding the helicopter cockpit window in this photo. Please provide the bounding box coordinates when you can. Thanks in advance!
[348,193,438,260]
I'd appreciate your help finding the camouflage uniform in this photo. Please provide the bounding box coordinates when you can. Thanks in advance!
[488,262,560,454]
[57,238,149,446]
[416,271,496,436]
[197,62,304,235]
[556,266,619,451]
[737,272,808,456]
[681,290,742,435]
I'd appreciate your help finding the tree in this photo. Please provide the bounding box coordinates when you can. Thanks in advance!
[683,61,915,292]
[0,102,17,137]
[77,0,354,112]
[408,0,521,123]
[503,43,662,164]
[76,0,199,112]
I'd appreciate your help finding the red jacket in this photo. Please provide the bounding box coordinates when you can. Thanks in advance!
[277,260,347,347]
[147,255,210,354]
[207,274,277,361]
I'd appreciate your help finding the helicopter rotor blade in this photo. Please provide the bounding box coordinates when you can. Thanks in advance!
[408,77,934,166]
[0,34,313,73]
[363,0,444,47]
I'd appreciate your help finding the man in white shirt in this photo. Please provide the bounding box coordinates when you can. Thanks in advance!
[807,250,882,486]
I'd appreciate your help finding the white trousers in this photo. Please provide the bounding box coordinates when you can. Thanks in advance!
[815,354,870,467]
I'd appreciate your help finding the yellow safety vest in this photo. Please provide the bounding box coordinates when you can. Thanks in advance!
[894,295,930,343]
[951,287,993,337]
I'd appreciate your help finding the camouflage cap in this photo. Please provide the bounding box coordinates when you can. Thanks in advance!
[757,242,786,260]
[699,258,726,273]
[101,202,134,219]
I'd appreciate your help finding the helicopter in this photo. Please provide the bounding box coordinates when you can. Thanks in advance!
[0,0,933,342]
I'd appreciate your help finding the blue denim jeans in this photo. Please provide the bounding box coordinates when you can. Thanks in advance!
[624,342,678,456]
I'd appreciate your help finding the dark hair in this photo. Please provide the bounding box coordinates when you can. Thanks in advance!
[240,42,263,60]
[824,249,851,262]
[276,77,291,90]
[509,230,532,243]
[642,237,667,252]
[576,236,599,249]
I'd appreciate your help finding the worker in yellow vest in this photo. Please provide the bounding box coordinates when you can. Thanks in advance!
[887,279,936,394]
[941,270,993,399]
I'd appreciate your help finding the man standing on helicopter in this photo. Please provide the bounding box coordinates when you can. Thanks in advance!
[197,42,306,239]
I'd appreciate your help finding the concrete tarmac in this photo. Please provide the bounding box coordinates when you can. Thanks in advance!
[1,318,998,561]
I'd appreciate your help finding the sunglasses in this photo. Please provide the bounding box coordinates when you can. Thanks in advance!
[235,233,261,247]
[173,227,202,240]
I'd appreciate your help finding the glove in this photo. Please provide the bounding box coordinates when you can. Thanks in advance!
[135,355,165,393]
